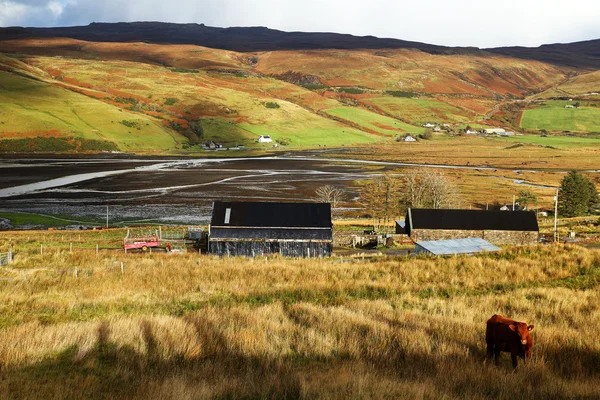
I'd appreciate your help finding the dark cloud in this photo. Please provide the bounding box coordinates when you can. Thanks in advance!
[1,0,599,47]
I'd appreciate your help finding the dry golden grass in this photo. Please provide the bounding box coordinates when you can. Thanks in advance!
[0,229,599,399]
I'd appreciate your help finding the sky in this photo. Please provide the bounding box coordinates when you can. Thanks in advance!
[1,0,599,48]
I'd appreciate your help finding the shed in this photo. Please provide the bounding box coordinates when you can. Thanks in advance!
[208,201,332,257]
[405,208,539,245]
[415,237,500,256]
[395,220,406,234]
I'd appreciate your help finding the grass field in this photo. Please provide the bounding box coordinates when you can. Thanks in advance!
[521,101,600,133]
[501,134,600,149]
[0,229,599,399]
[325,107,423,136]
[0,71,183,151]
[365,96,472,125]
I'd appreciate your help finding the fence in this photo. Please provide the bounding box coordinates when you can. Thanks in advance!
[0,250,13,266]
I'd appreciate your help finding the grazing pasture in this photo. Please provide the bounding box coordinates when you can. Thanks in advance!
[0,229,599,399]
[521,101,600,133]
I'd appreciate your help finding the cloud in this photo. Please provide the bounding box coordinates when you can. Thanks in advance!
[1,0,599,48]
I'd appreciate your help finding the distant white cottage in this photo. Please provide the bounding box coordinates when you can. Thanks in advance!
[485,128,506,134]
[403,135,417,142]
[257,135,273,143]
[422,123,436,128]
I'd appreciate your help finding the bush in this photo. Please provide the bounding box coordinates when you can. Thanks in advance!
[265,102,280,109]
[276,137,291,146]
[338,87,364,94]
[164,98,179,106]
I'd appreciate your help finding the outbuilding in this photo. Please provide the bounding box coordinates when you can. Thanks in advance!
[415,237,500,256]
[405,208,539,245]
[208,201,333,257]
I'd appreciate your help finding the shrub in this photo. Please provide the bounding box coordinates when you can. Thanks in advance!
[265,102,280,109]
[164,98,179,106]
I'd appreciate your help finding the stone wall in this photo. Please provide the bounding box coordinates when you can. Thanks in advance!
[411,229,537,245]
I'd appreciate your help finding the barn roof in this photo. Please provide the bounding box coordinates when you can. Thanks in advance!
[210,201,332,241]
[416,237,501,255]
[210,201,332,228]
[406,208,539,234]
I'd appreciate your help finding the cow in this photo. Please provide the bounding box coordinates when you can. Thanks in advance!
[486,314,534,368]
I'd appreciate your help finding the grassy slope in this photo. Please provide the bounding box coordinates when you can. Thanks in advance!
[521,101,600,133]
[325,106,424,136]
[365,96,472,124]
[0,230,599,399]
[0,70,183,151]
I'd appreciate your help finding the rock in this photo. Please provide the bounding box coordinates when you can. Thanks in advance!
[0,218,13,231]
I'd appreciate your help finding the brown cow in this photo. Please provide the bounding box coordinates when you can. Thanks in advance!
[486,314,534,368]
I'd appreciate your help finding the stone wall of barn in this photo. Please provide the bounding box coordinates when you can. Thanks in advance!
[208,240,332,257]
[410,229,538,245]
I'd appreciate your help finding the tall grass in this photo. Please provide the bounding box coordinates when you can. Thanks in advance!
[0,233,599,398]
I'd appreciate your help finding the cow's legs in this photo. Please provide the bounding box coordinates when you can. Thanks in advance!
[494,348,501,365]
[486,343,494,361]
[510,348,518,368]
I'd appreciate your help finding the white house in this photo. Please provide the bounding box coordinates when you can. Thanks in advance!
[484,128,506,134]
[565,105,575,109]
[422,123,435,128]
[496,131,515,136]
[257,135,273,143]
[403,135,417,142]
[465,129,479,134]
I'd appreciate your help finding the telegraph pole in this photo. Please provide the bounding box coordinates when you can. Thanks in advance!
[553,188,559,242]
[106,205,109,229]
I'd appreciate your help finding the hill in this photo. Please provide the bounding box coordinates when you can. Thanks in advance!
[2,22,600,69]
[0,24,599,152]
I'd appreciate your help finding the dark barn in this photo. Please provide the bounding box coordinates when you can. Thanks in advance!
[405,208,539,245]
[208,201,333,257]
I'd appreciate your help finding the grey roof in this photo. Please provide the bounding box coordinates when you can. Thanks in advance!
[416,237,500,255]
[211,201,332,228]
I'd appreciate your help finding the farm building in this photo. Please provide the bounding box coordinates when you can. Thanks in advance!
[395,220,406,234]
[208,201,333,257]
[484,128,506,134]
[405,208,539,245]
[257,135,273,143]
[402,135,417,142]
[415,237,500,256]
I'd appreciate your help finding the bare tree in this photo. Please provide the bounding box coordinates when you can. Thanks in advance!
[400,169,460,210]
[360,174,401,232]
[314,185,347,214]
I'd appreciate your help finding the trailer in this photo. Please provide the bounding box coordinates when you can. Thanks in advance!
[123,230,160,252]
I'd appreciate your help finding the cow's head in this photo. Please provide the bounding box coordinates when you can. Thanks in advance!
[509,322,534,346]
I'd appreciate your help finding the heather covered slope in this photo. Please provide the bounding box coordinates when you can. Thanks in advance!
[0,32,599,152]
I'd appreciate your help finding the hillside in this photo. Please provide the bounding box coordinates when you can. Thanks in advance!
[2,22,600,69]
[0,29,599,152]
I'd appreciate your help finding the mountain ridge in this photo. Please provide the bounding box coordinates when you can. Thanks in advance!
[1,22,599,69]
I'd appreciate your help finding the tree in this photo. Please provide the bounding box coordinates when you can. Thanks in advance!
[399,169,460,210]
[516,190,538,210]
[314,185,346,211]
[360,174,400,232]
[558,171,599,217]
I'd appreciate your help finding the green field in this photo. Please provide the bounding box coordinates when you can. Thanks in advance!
[366,96,471,125]
[0,72,183,151]
[521,101,600,133]
[500,134,600,149]
[0,211,99,228]
[325,107,424,136]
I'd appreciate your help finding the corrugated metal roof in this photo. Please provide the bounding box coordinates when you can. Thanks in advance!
[416,237,500,255]
[406,208,539,234]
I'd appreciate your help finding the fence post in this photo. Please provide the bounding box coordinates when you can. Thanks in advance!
[40,244,43,256]
[8,250,12,263]
[74,268,78,279]
[70,242,73,253]
[96,244,99,256]
[120,262,124,274]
